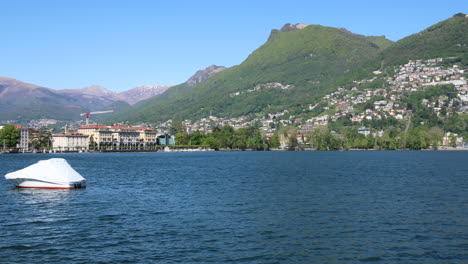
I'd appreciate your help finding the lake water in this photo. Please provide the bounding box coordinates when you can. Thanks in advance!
[0,151,467,263]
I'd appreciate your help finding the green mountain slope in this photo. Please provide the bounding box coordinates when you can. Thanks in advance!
[382,13,467,66]
[120,24,392,122]
[338,13,467,87]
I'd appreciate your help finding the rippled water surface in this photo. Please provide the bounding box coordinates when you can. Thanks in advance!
[0,151,467,263]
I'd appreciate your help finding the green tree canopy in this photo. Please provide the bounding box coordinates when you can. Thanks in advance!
[170,120,186,135]
[33,126,52,149]
[0,125,20,148]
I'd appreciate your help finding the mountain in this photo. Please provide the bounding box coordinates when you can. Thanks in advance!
[338,13,468,87]
[0,77,42,91]
[0,77,170,121]
[186,65,227,87]
[3,14,465,124]
[119,23,392,122]
[0,77,90,121]
[116,65,227,122]
[58,84,171,105]
[117,85,171,105]
[120,14,467,124]
[381,13,467,66]
[58,85,115,97]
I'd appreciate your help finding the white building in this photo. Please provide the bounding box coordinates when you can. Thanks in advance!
[14,125,30,151]
[52,133,89,151]
[442,132,464,147]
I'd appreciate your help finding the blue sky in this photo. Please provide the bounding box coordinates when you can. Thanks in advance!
[0,0,465,91]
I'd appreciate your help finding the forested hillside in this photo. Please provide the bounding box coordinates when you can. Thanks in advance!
[118,24,393,122]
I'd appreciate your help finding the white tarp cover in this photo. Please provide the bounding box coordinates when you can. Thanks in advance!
[5,158,85,183]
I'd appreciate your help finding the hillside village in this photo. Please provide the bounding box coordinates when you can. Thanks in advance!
[1,57,467,151]
[155,57,467,148]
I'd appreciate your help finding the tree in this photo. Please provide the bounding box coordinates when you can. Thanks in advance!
[449,134,457,148]
[310,129,327,150]
[89,135,95,149]
[175,131,188,145]
[406,129,431,150]
[366,134,375,150]
[445,113,467,134]
[32,126,52,149]
[202,135,219,150]
[0,125,20,148]
[190,130,204,145]
[329,133,345,150]
[234,128,248,150]
[170,120,186,135]
[248,130,264,150]
[427,127,443,149]
[269,133,281,148]
[222,125,235,149]
[287,135,298,151]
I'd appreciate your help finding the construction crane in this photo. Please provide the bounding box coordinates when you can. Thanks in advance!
[80,110,114,125]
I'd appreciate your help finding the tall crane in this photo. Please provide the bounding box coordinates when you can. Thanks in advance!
[80,110,114,125]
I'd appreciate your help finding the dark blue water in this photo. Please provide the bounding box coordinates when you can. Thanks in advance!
[0,151,467,263]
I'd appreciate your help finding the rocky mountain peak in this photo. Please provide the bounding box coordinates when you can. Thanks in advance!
[186,65,227,87]
[118,85,172,105]
[280,23,309,32]
[58,85,114,97]
[82,85,113,96]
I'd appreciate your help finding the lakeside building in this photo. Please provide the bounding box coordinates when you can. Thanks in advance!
[14,125,31,152]
[157,134,175,145]
[442,132,465,148]
[77,125,170,149]
[52,132,89,151]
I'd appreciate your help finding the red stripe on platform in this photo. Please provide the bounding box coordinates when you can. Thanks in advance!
[18,186,86,189]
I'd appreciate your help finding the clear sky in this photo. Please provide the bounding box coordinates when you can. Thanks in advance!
[0,0,465,91]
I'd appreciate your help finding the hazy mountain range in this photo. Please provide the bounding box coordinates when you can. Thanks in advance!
[0,77,171,121]
[57,84,172,105]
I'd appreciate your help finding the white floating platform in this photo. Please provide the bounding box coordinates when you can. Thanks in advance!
[5,158,86,189]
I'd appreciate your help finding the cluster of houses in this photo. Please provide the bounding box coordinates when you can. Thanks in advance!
[294,58,465,132]
[28,119,59,129]
[154,57,467,148]
[303,58,466,127]
[230,82,293,97]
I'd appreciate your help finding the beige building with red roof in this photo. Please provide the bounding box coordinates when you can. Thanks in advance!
[77,125,158,148]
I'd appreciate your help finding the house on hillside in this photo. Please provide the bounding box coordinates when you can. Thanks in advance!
[358,126,371,137]
[442,132,464,147]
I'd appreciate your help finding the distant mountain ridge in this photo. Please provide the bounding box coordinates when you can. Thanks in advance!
[186,65,227,87]
[116,65,228,122]
[58,84,171,105]
[0,77,171,121]
[119,85,172,105]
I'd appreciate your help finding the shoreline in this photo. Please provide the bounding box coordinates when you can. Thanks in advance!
[2,147,468,154]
